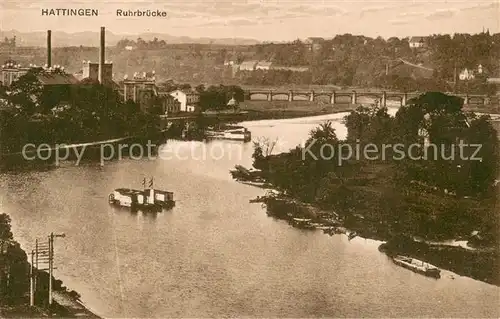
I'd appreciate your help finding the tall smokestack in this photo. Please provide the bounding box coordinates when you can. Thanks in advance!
[98,26,105,83]
[47,30,52,67]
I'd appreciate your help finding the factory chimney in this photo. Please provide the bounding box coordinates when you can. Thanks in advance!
[47,30,52,67]
[98,26,105,84]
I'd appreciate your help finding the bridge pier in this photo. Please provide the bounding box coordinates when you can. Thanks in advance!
[267,90,273,102]
[464,94,469,105]
[288,90,293,102]
[381,91,387,107]
[309,90,315,102]
[351,91,357,104]
[330,92,336,104]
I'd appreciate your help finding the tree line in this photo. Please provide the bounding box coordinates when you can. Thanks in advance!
[236,32,499,93]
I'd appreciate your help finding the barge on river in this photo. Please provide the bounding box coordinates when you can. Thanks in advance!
[392,255,441,279]
[206,125,251,142]
[108,178,175,212]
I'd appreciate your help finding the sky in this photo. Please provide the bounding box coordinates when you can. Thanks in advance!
[0,0,498,41]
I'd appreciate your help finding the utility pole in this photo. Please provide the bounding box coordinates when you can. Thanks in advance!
[48,233,53,306]
[30,250,34,306]
[31,239,50,307]
[34,239,38,290]
[47,232,65,306]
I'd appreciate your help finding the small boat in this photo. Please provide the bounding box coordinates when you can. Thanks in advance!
[108,177,175,212]
[206,125,251,142]
[392,255,441,279]
[249,196,265,203]
[290,218,315,229]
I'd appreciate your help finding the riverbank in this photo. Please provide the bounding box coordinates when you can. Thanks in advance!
[0,214,101,318]
[240,101,358,120]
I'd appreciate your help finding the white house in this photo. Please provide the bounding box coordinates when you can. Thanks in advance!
[409,36,427,48]
[169,89,200,112]
[256,61,272,70]
[239,60,258,71]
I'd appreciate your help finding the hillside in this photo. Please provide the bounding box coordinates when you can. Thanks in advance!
[1,32,499,94]
[0,30,260,47]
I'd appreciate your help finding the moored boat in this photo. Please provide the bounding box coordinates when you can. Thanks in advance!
[290,218,315,229]
[206,125,251,142]
[392,255,441,279]
[108,177,175,212]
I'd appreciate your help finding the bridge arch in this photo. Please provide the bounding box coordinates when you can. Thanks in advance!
[356,93,382,99]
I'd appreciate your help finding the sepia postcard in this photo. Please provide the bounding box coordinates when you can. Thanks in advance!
[0,0,499,318]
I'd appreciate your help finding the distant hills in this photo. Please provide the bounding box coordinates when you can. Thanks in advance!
[0,30,261,47]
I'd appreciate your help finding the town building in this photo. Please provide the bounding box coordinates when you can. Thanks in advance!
[409,36,427,48]
[123,73,157,110]
[1,62,78,87]
[271,65,309,72]
[239,60,258,71]
[169,89,199,112]
[1,62,29,86]
[304,37,324,52]
[256,61,272,70]
[81,60,114,84]
[157,92,181,114]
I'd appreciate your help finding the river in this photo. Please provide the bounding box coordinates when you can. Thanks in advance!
[0,109,499,318]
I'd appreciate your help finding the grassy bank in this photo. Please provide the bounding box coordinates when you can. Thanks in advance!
[240,100,359,120]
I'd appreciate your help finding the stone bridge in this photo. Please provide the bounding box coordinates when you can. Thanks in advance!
[244,90,490,107]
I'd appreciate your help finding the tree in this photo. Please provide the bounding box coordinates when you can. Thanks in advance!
[195,84,205,93]
[461,115,499,195]
[8,70,44,115]
[252,137,278,170]
[198,85,244,111]
[0,214,13,241]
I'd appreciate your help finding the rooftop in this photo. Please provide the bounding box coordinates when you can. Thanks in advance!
[256,61,273,67]
[240,60,258,66]
[37,73,79,85]
[409,36,427,42]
